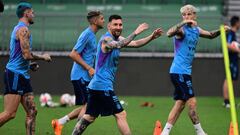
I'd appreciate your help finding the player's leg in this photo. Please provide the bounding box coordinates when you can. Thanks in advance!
[161,100,185,135]
[187,97,206,135]
[21,92,37,135]
[223,79,230,107]
[52,79,89,135]
[114,111,131,135]
[0,94,21,126]
[0,69,22,126]
[72,89,98,135]
[72,114,95,135]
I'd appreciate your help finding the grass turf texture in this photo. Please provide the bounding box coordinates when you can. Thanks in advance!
[0,96,239,135]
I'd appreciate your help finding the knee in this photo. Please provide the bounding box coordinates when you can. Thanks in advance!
[28,107,37,118]
[115,111,127,120]
[188,100,197,109]
[4,111,16,120]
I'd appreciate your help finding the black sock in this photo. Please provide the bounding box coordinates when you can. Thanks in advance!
[224,99,230,104]
[72,118,91,135]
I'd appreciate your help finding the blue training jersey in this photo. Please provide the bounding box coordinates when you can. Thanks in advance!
[6,21,32,79]
[70,27,97,81]
[88,32,120,91]
[227,30,238,64]
[170,25,200,75]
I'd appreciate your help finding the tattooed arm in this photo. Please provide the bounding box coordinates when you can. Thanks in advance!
[199,25,230,39]
[17,27,51,62]
[167,20,197,38]
[102,23,149,52]
[126,28,164,48]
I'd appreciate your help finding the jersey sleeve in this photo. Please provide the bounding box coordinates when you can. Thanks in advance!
[227,32,233,44]
[73,32,90,53]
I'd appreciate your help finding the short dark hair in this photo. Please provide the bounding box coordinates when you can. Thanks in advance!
[108,14,122,22]
[87,10,102,22]
[230,16,239,26]
[16,2,32,18]
[0,0,4,13]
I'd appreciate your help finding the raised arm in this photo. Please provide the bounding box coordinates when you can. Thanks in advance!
[167,20,197,38]
[126,28,164,48]
[199,25,230,39]
[17,27,51,62]
[102,23,149,52]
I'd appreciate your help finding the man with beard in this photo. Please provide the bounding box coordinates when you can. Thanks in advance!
[0,2,51,135]
[52,11,105,135]
[71,14,163,135]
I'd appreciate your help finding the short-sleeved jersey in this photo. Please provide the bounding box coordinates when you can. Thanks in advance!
[70,27,97,81]
[227,30,238,64]
[170,25,200,75]
[6,21,32,79]
[88,32,120,91]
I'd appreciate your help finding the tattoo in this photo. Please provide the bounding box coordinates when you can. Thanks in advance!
[209,29,221,39]
[188,108,199,124]
[31,53,43,60]
[167,21,186,37]
[200,29,221,39]
[23,93,37,135]
[72,118,91,135]
[104,32,136,49]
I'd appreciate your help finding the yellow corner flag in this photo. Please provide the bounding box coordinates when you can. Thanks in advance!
[220,25,239,135]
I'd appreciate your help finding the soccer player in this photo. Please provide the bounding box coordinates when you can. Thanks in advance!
[161,4,230,135]
[0,0,4,13]
[51,11,104,135]
[0,2,51,135]
[222,16,240,108]
[71,14,163,135]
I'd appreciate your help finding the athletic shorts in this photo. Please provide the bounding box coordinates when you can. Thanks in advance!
[230,62,238,80]
[170,73,195,101]
[85,90,124,117]
[71,78,89,105]
[4,69,33,96]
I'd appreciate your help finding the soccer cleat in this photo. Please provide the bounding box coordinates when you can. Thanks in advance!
[52,119,63,135]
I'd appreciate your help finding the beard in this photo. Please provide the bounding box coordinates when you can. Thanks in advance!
[29,18,34,25]
[112,30,122,39]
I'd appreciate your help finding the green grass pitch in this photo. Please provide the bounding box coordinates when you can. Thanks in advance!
[0,96,239,135]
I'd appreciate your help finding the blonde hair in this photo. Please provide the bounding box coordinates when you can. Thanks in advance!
[180,4,197,14]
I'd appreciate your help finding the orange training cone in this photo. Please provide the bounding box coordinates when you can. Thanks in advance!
[229,122,239,135]
[153,120,162,135]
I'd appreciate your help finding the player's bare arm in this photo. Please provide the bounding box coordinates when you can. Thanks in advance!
[17,27,51,62]
[199,25,230,39]
[102,23,149,52]
[127,28,164,48]
[69,50,95,77]
[167,20,197,38]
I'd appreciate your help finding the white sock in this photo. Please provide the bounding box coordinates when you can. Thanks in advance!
[58,115,70,125]
[194,123,206,135]
[161,123,173,135]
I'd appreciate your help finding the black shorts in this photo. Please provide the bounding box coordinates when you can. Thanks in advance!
[170,73,195,101]
[85,90,124,117]
[4,69,33,96]
[71,78,89,105]
[230,62,238,80]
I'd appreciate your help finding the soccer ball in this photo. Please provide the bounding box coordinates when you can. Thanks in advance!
[39,93,52,107]
[60,93,75,106]
[231,41,240,49]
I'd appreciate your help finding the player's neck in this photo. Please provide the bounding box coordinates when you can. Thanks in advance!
[231,27,238,32]
[89,25,98,34]
[19,18,29,26]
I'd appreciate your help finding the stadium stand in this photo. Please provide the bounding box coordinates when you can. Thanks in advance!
[0,1,224,52]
